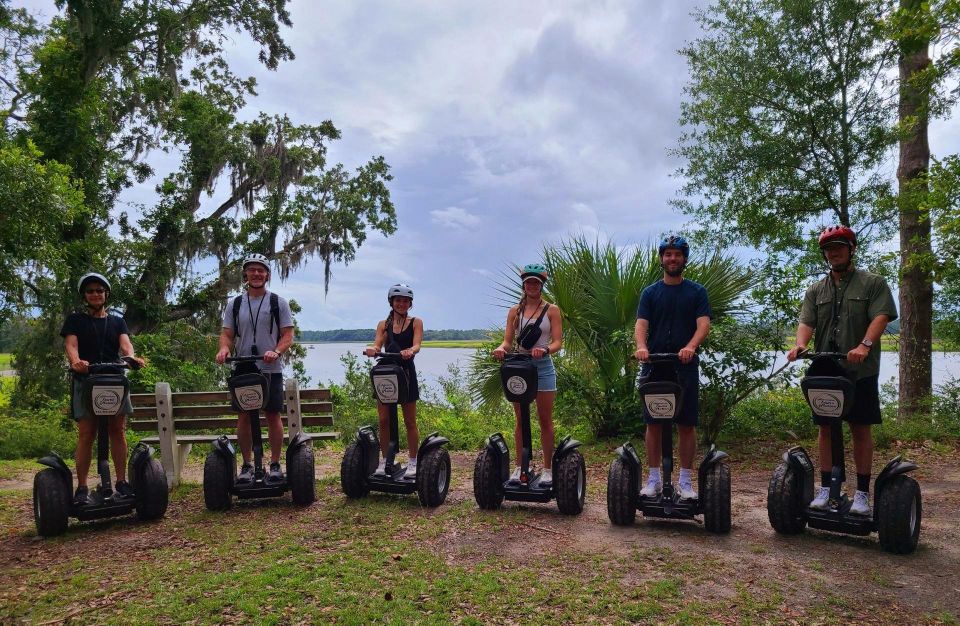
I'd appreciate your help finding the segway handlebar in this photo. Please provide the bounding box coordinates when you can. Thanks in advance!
[797,350,847,360]
[225,355,266,363]
[636,353,680,363]
[69,356,143,373]
[365,351,403,358]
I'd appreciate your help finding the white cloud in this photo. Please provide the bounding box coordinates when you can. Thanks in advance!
[430,206,481,230]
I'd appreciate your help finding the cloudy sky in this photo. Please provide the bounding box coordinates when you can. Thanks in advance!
[19,1,960,330]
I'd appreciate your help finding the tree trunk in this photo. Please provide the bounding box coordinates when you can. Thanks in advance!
[897,0,933,418]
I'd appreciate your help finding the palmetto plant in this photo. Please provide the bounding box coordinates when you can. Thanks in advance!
[469,236,753,437]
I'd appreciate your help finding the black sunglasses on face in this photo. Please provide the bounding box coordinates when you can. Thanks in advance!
[85,288,106,294]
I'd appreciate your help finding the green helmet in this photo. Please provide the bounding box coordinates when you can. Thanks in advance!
[520,263,548,283]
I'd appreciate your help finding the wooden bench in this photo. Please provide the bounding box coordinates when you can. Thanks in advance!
[130,379,338,488]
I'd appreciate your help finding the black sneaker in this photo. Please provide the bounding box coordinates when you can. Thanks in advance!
[266,461,284,485]
[73,486,90,507]
[115,480,135,499]
[237,463,255,484]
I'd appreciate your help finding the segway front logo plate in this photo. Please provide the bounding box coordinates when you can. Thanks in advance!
[373,374,399,404]
[644,394,676,419]
[506,375,528,396]
[806,389,843,418]
[91,386,125,416]
[234,385,265,411]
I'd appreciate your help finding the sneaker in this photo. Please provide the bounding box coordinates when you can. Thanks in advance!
[679,481,697,500]
[266,462,284,485]
[640,478,662,498]
[73,485,90,507]
[850,490,871,517]
[374,458,387,476]
[114,480,134,499]
[809,486,831,510]
[539,468,553,487]
[237,463,254,484]
[509,466,522,483]
[404,457,418,478]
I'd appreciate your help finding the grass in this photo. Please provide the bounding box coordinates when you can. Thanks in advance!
[0,353,12,370]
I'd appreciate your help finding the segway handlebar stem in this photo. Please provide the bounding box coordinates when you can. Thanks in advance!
[225,355,266,364]
[797,351,847,360]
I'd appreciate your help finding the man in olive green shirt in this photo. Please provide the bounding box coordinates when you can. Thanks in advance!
[787,226,898,517]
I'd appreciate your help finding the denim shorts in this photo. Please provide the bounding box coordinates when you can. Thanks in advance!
[532,355,557,393]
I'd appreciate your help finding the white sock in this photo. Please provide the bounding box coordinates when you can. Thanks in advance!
[679,468,692,484]
[648,467,661,483]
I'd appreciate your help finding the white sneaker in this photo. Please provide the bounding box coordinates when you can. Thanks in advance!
[809,486,831,510]
[539,468,552,486]
[850,490,871,517]
[640,478,662,497]
[509,466,522,482]
[679,482,697,500]
[374,458,387,476]
[404,457,417,478]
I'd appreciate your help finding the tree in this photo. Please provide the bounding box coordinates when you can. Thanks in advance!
[675,0,900,256]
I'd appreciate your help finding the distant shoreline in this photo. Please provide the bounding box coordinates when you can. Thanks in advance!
[299,340,485,349]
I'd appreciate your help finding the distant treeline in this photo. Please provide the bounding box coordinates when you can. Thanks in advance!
[296,329,491,342]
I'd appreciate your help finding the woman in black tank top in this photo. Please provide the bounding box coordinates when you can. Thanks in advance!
[364,284,424,477]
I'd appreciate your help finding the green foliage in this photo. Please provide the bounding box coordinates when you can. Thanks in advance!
[0,378,74,459]
[719,386,815,442]
[675,0,899,256]
[127,321,222,393]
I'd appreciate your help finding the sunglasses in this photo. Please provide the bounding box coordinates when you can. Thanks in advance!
[85,288,106,294]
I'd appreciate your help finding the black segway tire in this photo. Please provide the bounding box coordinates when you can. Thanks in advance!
[473,448,504,510]
[135,458,169,520]
[877,475,921,554]
[607,457,637,526]
[33,468,70,537]
[203,452,234,511]
[702,462,731,534]
[289,444,316,506]
[767,461,807,535]
[556,450,586,515]
[340,441,370,498]
[416,447,451,507]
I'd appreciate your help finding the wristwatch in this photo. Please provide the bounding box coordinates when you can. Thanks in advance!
[860,339,874,349]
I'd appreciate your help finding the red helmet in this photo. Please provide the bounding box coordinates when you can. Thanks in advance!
[818,225,857,249]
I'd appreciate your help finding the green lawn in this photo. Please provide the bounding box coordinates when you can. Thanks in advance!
[0,353,12,370]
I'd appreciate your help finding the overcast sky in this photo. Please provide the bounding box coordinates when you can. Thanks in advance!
[18,1,960,330]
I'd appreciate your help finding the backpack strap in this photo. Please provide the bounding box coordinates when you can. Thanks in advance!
[232,295,243,338]
[269,292,281,339]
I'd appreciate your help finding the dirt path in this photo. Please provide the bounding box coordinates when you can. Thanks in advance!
[1,442,958,623]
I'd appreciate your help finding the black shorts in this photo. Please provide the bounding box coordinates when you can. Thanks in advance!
[812,374,882,426]
[642,365,699,427]
[263,373,284,414]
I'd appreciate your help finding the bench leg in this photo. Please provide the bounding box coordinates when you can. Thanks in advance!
[155,382,179,489]
[176,443,192,480]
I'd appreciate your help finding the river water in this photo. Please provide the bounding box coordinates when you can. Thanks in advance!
[298,342,960,391]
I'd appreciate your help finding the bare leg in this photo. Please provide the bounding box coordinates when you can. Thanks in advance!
[535,392,555,470]
[265,412,284,463]
[850,424,874,477]
[401,402,419,457]
[108,415,128,481]
[817,424,832,472]
[677,425,697,470]
[376,402,389,457]
[644,424,663,468]
[236,412,252,464]
[75,418,97,487]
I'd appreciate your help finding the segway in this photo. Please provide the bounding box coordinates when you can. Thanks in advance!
[767,351,921,554]
[33,357,168,537]
[607,353,731,533]
[203,355,315,510]
[341,352,451,507]
[473,353,586,514]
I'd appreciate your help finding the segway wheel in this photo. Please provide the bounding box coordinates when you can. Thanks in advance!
[702,462,731,534]
[203,451,234,511]
[289,444,316,506]
[555,450,586,515]
[877,475,922,554]
[340,441,370,498]
[606,457,637,526]
[416,447,451,507]
[33,468,70,537]
[135,458,169,521]
[767,461,807,535]
[473,448,504,510]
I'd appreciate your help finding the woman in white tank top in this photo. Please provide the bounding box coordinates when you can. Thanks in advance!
[492,264,564,486]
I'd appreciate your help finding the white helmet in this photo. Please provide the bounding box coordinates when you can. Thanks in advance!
[77,272,111,294]
[387,284,414,302]
[242,253,270,272]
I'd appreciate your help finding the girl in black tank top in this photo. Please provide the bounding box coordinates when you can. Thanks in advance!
[363,285,424,477]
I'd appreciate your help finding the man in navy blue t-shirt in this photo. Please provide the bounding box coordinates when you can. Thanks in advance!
[634,235,712,500]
